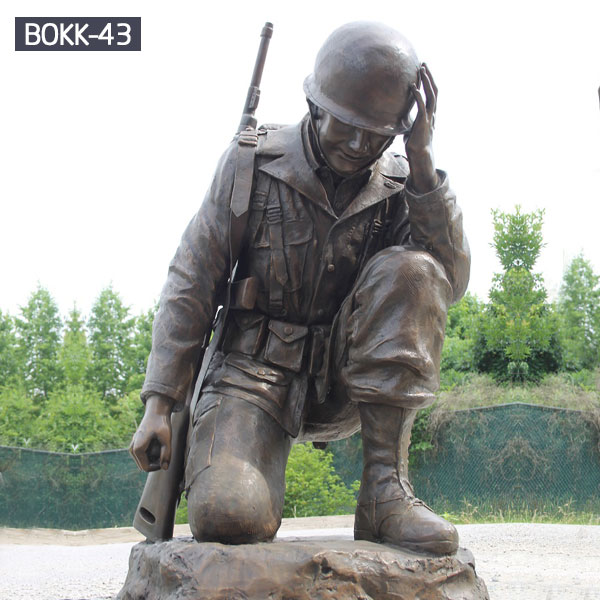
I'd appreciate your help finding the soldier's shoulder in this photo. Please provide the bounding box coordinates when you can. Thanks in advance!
[379,151,410,179]
[255,122,300,156]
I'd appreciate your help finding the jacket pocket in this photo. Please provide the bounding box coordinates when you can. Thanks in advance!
[282,220,313,292]
[222,311,267,356]
[264,319,309,373]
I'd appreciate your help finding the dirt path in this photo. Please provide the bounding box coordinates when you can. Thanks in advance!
[1,518,599,599]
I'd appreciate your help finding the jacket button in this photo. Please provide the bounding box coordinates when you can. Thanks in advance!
[284,326,293,335]
[257,368,266,376]
[327,264,335,272]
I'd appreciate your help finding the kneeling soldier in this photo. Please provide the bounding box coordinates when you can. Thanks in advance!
[130,21,470,555]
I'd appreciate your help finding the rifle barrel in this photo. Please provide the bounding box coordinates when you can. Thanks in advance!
[249,22,273,88]
[237,22,273,133]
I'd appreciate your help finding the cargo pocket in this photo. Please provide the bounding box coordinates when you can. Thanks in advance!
[264,319,309,373]
[282,220,313,292]
[222,311,267,356]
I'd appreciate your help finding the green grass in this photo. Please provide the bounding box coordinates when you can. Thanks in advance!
[435,499,600,525]
[436,371,600,412]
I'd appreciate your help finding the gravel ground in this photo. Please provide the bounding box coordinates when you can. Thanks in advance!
[1,517,599,600]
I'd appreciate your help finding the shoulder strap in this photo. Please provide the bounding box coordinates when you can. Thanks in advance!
[230,128,259,265]
[212,129,259,353]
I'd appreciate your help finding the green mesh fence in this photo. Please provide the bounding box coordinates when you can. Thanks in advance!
[0,447,146,529]
[1,403,599,529]
[410,402,600,514]
[329,402,600,515]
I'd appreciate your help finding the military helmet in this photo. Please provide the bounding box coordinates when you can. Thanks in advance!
[304,22,420,136]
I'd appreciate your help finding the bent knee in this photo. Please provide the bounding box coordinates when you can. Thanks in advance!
[357,247,451,303]
[187,464,282,544]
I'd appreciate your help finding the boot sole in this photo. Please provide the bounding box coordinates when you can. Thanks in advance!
[354,528,457,556]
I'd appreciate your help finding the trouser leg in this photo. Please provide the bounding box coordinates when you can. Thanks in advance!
[334,247,458,554]
[185,392,291,544]
[334,246,452,409]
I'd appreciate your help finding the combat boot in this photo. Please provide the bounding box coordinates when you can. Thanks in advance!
[186,395,291,544]
[354,403,458,555]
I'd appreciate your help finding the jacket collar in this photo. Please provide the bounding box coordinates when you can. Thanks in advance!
[257,116,409,220]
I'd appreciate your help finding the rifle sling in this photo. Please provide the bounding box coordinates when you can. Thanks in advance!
[188,129,259,424]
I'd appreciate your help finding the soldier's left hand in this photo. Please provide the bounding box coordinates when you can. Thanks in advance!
[405,63,439,194]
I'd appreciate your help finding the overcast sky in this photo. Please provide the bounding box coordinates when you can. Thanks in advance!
[2,0,599,318]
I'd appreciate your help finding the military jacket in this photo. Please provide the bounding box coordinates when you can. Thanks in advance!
[141,116,470,421]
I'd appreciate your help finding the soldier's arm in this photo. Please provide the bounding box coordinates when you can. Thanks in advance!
[404,176,470,303]
[400,63,470,302]
[130,142,237,471]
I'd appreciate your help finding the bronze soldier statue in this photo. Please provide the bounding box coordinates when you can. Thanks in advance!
[130,21,470,556]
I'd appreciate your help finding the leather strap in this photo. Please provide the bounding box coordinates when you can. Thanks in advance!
[230,128,259,265]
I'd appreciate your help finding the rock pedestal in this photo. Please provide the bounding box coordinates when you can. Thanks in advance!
[118,534,489,600]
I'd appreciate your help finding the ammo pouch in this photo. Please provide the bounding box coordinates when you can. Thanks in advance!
[223,310,328,375]
[222,311,267,356]
[264,319,308,373]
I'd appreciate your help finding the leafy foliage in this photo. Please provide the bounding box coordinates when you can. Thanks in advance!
[0,310,21,388]
[441,292,484,375]
[557,254,600,371]
[475,207,561,382]
[86,287,135,402]
[60,306,91,387]
[15,285,64,399]
[0,385,142,452]
[283,443,359,518]
[127,305,157,392]
[0,285,151,453]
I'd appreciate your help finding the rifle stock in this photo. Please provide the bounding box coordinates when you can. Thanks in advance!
[132,406,189,541]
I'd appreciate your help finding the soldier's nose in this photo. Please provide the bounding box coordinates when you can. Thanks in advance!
[347,129,370,155]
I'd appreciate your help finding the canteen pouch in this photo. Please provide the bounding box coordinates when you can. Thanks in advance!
[263,319,309,373]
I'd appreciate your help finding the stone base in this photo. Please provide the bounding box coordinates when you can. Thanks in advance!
[118,535,489,600]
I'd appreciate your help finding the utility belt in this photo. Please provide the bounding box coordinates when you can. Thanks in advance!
[222,309,331,377]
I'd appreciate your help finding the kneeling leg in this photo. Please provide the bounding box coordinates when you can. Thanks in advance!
[185,394,291,544]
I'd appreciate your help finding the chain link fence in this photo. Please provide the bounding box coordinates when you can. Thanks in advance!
[411,402,600,514]
[1,403,599,529]
[0,447,145,529]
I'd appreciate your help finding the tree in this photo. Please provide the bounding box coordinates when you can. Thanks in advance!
[33,385,140,452]
[0,310,22,389]
[441,292,484,374]
[59,305,91,387]
[127,305,156,392]
[475,207,561,382]
[86,286,135,402]
[15,286,64,399]
[557,254,600,371]
[283,443,359,518]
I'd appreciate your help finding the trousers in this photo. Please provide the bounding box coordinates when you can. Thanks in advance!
[185,246,452,490]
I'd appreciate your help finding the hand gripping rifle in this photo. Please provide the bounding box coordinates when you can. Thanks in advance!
[132,23,273,542]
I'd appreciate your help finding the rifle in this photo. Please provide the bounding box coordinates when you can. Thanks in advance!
[132,22,273,542]
[238,22,273,133]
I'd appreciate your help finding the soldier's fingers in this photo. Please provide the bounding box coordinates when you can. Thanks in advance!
[130,434,150,471]
[411,83,426,119]
[422,63,438,100]
[128,439,141,470]
[420,66,436,118]
[158,423,172,470]
[159,439,171,471]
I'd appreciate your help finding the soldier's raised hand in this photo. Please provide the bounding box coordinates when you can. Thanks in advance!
[405,63,439,194]
[129,394,173,472]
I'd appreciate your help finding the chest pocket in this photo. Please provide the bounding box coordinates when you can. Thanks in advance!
[249,176,313,315]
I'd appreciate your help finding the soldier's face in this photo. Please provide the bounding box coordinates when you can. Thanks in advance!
[316,111,393,177]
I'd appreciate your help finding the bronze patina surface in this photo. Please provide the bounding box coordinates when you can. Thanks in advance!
[129,21,470,559]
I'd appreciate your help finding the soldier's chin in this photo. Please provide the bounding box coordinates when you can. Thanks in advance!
[329,152,370,178]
